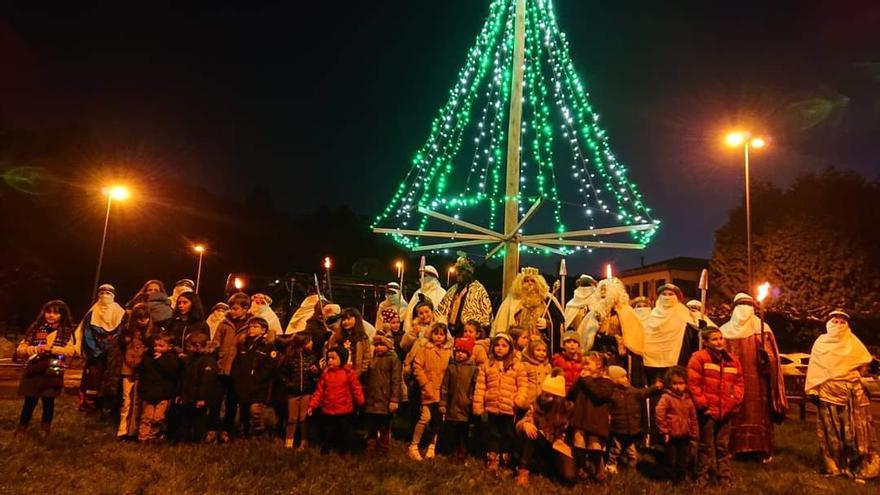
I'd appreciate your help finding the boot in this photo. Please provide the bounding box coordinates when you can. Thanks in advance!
[516,468,530,487]
[219,431,231,444]
[486,452,500,474]
[378,428,391,454]
[408,444,423,461]
[204,431,218,444]
[425,438,436,459]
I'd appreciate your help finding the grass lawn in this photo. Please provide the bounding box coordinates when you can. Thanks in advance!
[0,393,876,495]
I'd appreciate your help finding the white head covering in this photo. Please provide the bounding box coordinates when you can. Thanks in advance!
[206,306,229,341]
[90,285,125,331]
[248,293,282,339]
[805,316,873,392]
[720,292,767,339]
[642,295,695,367]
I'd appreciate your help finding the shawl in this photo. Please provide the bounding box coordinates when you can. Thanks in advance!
[805,321,873,392]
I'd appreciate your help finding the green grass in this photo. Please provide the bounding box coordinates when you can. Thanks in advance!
[0,394,875,495]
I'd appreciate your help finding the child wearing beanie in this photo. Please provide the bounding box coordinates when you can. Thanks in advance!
[552,331,584,392]
[439,336,479,458]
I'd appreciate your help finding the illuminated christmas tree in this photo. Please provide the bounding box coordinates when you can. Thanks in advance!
[373,0,659,293]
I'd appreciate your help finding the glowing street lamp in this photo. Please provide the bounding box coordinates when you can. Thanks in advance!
[725,130,767,290]
[92,185,131,300]
[193,245,206,293]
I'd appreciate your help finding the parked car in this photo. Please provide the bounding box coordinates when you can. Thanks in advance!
[780,353,810,376]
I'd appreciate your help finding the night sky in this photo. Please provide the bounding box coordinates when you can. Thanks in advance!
[2,0,879,277]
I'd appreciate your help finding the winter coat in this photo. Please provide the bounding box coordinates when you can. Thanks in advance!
[687,348,745,420]
[211,315,249,375]
[567,376,615,438]
[309,366,365,416]
[179,354,222,406]
[165,316,209,354]
[655,389,699,440]
[413,339,453,404]
[473,357,529,416]
[303,318,332,358]
[363,350,402,415]
[121,330,147,376]
[231,337,278,404]
[279,347,320,396]
[440,359,478,422]
[521,352,552,407]
[551,352,584,392]
[516,398,573,443]
[326,330,372,379]
[16,324,75,398]
[473,338,490,367]
[389,328,407,363]
[609,383,662,436]
[138,351,182,403]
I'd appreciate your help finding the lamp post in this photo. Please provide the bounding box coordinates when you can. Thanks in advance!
[193,245,206,293]
[324,257,334,301]
[92,185,129,300]
[726,131,766,291]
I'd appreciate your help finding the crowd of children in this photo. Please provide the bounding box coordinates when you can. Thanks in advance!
[13,284,762,488]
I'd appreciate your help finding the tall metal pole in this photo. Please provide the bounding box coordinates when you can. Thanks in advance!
[502,0,527,298]
[744,141,752,293]
[91,195,113,301]
[195,251,204,293]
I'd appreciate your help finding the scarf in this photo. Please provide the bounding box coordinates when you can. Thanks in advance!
[642,299,693,367]
[720,305,767,340]
[805,321,873,392]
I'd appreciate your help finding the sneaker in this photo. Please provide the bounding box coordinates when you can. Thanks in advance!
[219,431,231,444]
[284,438,295,449]
[425,444,436,459]
[205,431,218,444]
[606,464,619,475]
[515,468,530,487]
[408,445,423,461]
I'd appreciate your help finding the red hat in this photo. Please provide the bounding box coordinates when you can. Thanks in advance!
[453,337,475,356]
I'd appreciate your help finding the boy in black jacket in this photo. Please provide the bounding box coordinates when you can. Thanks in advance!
[177,332,222,443]
[231,317,278,437]
[138,333,181,443]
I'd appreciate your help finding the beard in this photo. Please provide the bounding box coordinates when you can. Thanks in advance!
[520,284,545,308]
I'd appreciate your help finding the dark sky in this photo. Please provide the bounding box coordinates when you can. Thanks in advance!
[2,0,879,277]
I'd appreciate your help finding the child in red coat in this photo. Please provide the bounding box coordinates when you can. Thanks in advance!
[551,331,583,392]
[687,327,744,488]
[309,346,364,454]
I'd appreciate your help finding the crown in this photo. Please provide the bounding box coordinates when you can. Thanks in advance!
[521,267,540,277]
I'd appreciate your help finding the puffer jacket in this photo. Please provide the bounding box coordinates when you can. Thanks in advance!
[309,365,364,416]
[440,359,478,422]
[473,338,490,367]
[687,348,744,420]
[656,389,699,440]
[567,375,614,438]
[609,382,662,436]
[211,315,249,375]
[551,352,583,392]
[473,357,528,416]
[521,351,552,406]
[413,338,453,404]
[364,350,402,414]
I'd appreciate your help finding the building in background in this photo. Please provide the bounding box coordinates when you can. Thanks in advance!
[618,257,709,302]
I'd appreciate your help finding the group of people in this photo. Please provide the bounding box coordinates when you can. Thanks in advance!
[12,255,879,486]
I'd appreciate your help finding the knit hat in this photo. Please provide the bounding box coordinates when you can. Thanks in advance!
[423,265,439,279]
[372,333,394,349]
[686,300,702,312]
[380,307,399,323]
[608,365,628,382]
[175,279,196,290]
[454,337,476,356]
[700,325,722,340]
[328,345,349,365]
[828,308,850,321]
[211,302,230,313]
[541,372,566,397]
[247,316,269,331]
[732,292,755,307]
[561,330,580,344]
[97,284,116,296]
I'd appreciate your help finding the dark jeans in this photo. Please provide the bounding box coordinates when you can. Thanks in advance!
[320,413,353,454]
[20,396,55,425]
[441,420,471,456]
[697,414,732,482]
[521,436,577,483]
[175,403,208,442]
[219,375,238,435]
[486,413,516,455]
[366,413,392,450]
[665,436,692,481]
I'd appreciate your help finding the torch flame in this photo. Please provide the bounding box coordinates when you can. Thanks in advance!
[756,282,770,303]
[605,263,612,280]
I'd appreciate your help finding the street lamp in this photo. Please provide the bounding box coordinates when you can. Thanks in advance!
[92,185,130,300]
[447,266,456,287]
[725,130,767,291]
[193,245,206,293]
[324,257,334,300]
